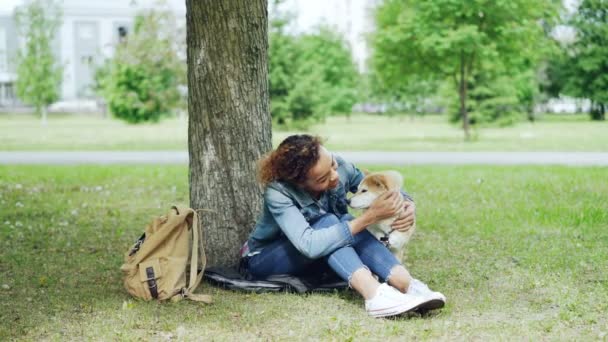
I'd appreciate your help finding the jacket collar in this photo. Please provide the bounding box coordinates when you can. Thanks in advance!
[268,181,315,207]
[269,178,344,208]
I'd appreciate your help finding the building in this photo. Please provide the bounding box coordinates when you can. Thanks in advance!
[0,0,185,109]
[0,10,18,106]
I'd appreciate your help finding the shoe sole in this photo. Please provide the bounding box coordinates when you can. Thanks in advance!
[415,298,445,313]
[368,298,429,318]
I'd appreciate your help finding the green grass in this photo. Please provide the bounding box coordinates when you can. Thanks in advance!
[1,165,607,340]
[1,113,607,151]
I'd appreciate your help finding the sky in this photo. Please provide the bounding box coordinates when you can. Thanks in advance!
[0,0,22,13]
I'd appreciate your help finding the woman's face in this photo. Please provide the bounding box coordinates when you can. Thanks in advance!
[301,147,340,195]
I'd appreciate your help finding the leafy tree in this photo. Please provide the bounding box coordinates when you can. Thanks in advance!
[463,72,521,127]
[542,48,569,100]
[563,0,607,120]
[372,0,559,139]
[14,0,63,125]
[96,6,184,124]
[514,69,542,122]
[268,5,300,125]
[269,4,358,128]
[367,71,441,119]
[294,28,359,120]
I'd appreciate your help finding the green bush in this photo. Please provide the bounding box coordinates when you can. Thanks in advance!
[269,10,359,129]
[95,8,183,124]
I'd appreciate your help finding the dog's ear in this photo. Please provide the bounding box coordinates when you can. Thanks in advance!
[361,168,370,176]
[368,174,389,191]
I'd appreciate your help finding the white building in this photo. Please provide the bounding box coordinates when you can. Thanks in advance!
[0,7,18,106]
[0,0,185,109]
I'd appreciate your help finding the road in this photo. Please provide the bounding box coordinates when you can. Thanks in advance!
[1,151,608,165]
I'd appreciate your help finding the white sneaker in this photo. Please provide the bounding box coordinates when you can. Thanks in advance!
[407,278,446,312]
[365,283,430,318]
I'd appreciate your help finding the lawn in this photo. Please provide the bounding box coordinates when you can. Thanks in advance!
[1,165,607,340]
[1,113,607,151]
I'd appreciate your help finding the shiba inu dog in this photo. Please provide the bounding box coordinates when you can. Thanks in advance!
[348,171,415,258]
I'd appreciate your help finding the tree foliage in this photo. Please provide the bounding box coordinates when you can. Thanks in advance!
[269,6,358,128]
[14,0,63,124]
[559,0,607,120]
[96,6,184,124]
[372,0,560,138]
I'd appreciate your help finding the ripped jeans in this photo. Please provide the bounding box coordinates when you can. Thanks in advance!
[245,213,401,284]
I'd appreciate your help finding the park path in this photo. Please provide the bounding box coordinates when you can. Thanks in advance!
[1,151,608,165]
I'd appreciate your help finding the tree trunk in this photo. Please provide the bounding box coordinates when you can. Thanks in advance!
[41,106,48,126]
[590,101,606,121]
[459,51,470,140]
[527,108,535,123]
[186,0,272,267]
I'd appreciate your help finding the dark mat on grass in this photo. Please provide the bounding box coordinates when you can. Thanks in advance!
[204,266,349,293]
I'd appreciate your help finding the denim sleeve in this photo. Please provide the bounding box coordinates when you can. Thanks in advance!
[400,190,414,202]
[340,157,364,194]
[264,188,355,259]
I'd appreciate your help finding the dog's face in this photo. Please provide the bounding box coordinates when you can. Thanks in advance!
[348,171,403,209]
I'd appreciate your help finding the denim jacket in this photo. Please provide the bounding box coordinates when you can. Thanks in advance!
[244,155,413,259]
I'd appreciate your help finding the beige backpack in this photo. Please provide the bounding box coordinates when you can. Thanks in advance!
[120,206,212,303]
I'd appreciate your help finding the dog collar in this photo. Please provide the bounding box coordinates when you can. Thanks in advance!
[379,229,396,247]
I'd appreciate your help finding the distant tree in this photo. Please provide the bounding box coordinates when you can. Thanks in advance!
[295,28,359,119]
[268,3,300,126]
[96,6,184,124]
[14,0,63,125]
[368,71,440,119]
[514,69,542,122]
[372,0,559,139]
[542,49,569,100]
[269,4,358,128]
[463,71,522,127]
[563,0,607,120]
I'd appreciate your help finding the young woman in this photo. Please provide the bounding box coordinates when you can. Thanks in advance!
[239,135,445,318]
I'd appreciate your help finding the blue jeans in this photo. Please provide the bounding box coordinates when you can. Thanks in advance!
[245,213,401,284]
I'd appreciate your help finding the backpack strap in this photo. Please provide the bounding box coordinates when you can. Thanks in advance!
[175,206,212,303]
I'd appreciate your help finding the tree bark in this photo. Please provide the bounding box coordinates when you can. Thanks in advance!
[590,101,606,121]
[41,106,48,126]
[459,51,470,140]
[186,0,272,267]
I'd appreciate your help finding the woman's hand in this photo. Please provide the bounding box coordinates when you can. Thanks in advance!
[391,200,416,232]
[366,191,404,222]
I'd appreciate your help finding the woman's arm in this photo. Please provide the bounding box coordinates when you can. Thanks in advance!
[347,191,404,233]
[265,188,355,259]
[266,188,403,258]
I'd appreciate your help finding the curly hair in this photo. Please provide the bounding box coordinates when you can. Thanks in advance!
[257,134,323,186]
